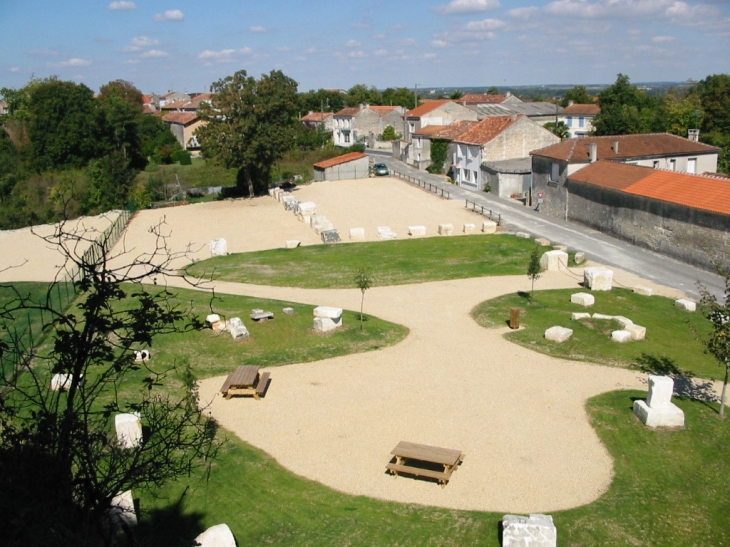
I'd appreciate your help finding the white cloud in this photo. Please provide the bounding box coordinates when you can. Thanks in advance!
[240,47,253,55]
[464,18,506,31]
[141,50,168,58]
[544,0,674,19]
[433,0,501,15]
[109,1,136,10]
[373,33,386,39]
[198,49,236,59]
[249,25,269,33]
[277,46,292,52]
[374,48,388,56]
[652,35,676,42]
[507,6,539,19]
[346,39,361,47]
[131,36,160,47]
[9,67,21,73]
[53,58,92,67]
[348,50,368,58]
[432,39,449,47]
[153,9,184,22]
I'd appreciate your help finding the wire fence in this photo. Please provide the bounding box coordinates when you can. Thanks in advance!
[464,199,502,226]
[390,169,451,199]
[66,210,132,283]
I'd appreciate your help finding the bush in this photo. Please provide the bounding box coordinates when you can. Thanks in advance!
[173,150,192,165]
[347,143,366,153]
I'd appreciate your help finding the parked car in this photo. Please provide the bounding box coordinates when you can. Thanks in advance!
[373,163,389,176]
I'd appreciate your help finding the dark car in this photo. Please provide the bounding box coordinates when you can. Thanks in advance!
[373,163,389,176]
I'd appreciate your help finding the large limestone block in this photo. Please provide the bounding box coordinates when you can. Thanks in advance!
[230,325,249,339]
[408,225,426,237]
[545,326,573,343]
[574,251,586,264]
[109,490,137,530]
[134,349,150,362]
[313,306,343,319]
[625,323,646,341]
[296,213,311,224]
[438,223,454,236]
[675,298,696,312]
[210,238,228,257]
[463,223,476,234]
[482,220,497,234]
[552,244,567,252]
[502,514,557,547]
[313,220,334,235]
[584,267,613,291]
[313,316,343,332]
[611,330,632,343]
[515,231,530,239]
[539,250,568,272]
[535,237,551,247]
[51,373,82,391]
[570,292,595,307]
[206,313,221,325]
[633,399,685,428]
[115,413,142,448]
[613,316,634,328]
[592,313,614,320]
[297,201,317,216]
[195,524,236,547]
[377,226,397,240]
[634,285,654,296]
[572,312,591,320]
[647,375,675,408]
[310,214,326,228]
[349,228,365,241]
[285,240,301,249]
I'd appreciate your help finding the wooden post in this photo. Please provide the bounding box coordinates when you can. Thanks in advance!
[509,307,521,329]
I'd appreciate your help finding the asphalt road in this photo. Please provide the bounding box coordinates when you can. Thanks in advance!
[368,150,725,299]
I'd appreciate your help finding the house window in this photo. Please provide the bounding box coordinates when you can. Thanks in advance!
[669,159,676,171]
[653,160,659,168]
[566,116,573,127]
[409,122,415,133]
[416,138,422,149]
[550,162,560,182]
[688,158,697,174]
[579,117,585,128]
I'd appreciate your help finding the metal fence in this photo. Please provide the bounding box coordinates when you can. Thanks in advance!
[66,210,132,283]
[465,199,502,226]
[391,169,451,199]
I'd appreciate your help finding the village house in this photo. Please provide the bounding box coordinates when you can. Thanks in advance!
[403,120,478,170]
[457,92,523,112]
[558,103,601,137]
[564,160,730,270]
[530,132,721,219]
[301,111,335,132]
[451,115,560,193]
[158,91,190,108]
[160,93,213,114]
[477,102,563,126]
[313,151,370,181]
[332,104,406,148]
[161,112,205,152]
[402,100,477,142]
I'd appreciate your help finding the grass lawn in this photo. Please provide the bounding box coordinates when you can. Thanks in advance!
[185,235,548,288]
[135,391,729,547]
[471,288,719,380]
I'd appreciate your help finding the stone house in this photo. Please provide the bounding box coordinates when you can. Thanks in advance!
[530,133,721,219]
[403,100,477,142]
[451,115,560,192]
[301,111,335,131]
[558,103,600,138]
[161,93,213,114]
[313,151,370,181]
[159,91,190,108]
[457,93,523,112]
[332,104,406,148]
[477,102,563,127]
[161,112,205,151]
[565,160,730,270]
[0,100,9,115]
[402,120,477,170]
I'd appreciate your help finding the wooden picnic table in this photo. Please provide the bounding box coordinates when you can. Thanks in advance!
[220,365,270,400]
[386,441,464,488]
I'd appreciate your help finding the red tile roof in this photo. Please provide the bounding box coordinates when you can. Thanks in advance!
[453,115,522,145]
[460,94,507,104]
[531,133,720,162]
[406,100,452,119]
[413,125,447,136]
[568,160,730,216]
[302,111,334,122]
[162,112,199,125]
[313,152,368,169]
[561,103,600,116]
[370,105,401,115]
[334,106,360,117]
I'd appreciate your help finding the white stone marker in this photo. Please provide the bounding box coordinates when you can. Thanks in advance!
[408,226,427,237]
[611,330,633,343]
[481,220,497,234]
[463,223,476,234]
[572,312,591,320]
[625,323,647,340]
[574,251,586,264]
[210,238,228,257]
[313,306,343,332]
[134,349,150,362]
[515,231,531,239]
[438,223,454,236]
[109,490,137,530]
[584,267,613,291]
[115,413,143,448]
[349,228,365,241]
[613,316,634,328]
[285,240,301,249]
[633,375,685,427]
[206,313,221,325]
[592,313,614,320]
[634,285,654,296]
[570,292,595,307]
[539,250,568,272]
[51,373,82,391]
[377,226,397,240]
[544,326,573,343]
[282,307,294,315]
[535,237,551,246]
[195,524,236,547]
[502,514,557,547]
[297,201,317,216]
[675,298,696,312]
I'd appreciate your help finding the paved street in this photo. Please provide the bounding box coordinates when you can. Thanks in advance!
[368,150,724,299]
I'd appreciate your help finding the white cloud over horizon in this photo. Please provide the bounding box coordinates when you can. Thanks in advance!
[153,10,185,22]
[109,1,136,10]
[433,0,501,15]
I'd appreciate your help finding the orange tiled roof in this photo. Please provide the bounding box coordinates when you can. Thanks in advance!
[413,125,447,136]
[302,111,333,122]
[370,105,401,115]
[432,120,479,140]
[460,93,506,104]
[162,112,199,124]
[334,106,360,117]
[561,103,600,116]
[569,160,730,216]
[313,152,368,169]
[453,115,522,145]
[531,133,720,163]
[405,100,452,119]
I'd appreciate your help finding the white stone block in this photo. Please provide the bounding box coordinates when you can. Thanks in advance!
[296,213,311,224]
[230,324,249,339]
[545,326,573,343]
[613,316,634,328]
[570,292,595,307]
[552,244,567,252]
[535,237,551,247]
[210,238,228,257]
[647,375,675,408]
[377,226,397,240]
[195,524,237,547]
[592,313,614,320]
[540,250,568,272]
[115,413,143,448]
[633,399,685,428]
[502,514,557,547]
[574,251,586,264]
[313,306,343,319]
[310,214,327,228]
[572,312,591,320]
[229,317,243,329]
[282,307,294,315]
[349,228,365,241]
[285,240,301,249]
[297,201,317,216]
[515,231,531,239]
[212,320,228,332]
[611,330,632,343]
[463,223,476,234]
[584,267,613,291]
[51,373,82,391]
[675,298,696,312]
[625,323,646,341]
[206,313,221,325]
[313,221,334,235]
[408,225,427,237]
[438,223,454,236]
[481,220,497,234]
[109,490,137,530]
[313,316,343,332]
[634,285,654,296]
[134,349,150,362]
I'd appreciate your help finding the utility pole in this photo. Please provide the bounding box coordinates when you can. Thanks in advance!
[414,84,419,109]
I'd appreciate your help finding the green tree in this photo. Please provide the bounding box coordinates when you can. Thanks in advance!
[355,268,372,331]
[381,87,414,109]
[544,121,570,140]
[98,81,145,168]
[381,125,402,141]
[698,266,730,417]
[0,223,218,546]
[487,86,500,95]
[593,74,664,136]
[86,151,137,212]
[197,69,300,197]
[527,245,542,297]
[297,89,347,114]
[137,114,181,161]
[560,85,594,107]
[98,79,143,108]
[346,84,382,107]
[449,89,464,100]
[696,74,730,134]
[428,139,449,174]
[664,91,704,137]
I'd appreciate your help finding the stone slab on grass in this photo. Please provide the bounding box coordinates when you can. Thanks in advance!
[502,514,557,547]
[540,250,568,272]
[313,316,343,332]
[313,306,343,319]
[515,231,531,239]
[634,376,685,427]
[571,312,591,320]
[592,313,614,321]
[625,323,646,340]
[282,307,294,315]
[584,267,613,291]
[349,227,365,240]
[570,292,595,307]
[463,223,476,234]
[634,285,654,296]
[285,240,301,249]
[115,413,143,449]
[408,225,426,237]
[482,220,497,234]
[195,524,236,547]
[438,223,454,236]
[675,298,696,312]
[545,326,573,343]
[535,237,551,247]
[210,238,228,257]
[613,316,634,328]
[109,490,137,530]
[611,330,633,343]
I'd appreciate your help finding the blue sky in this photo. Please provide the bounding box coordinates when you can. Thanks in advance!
[2,0,729,95]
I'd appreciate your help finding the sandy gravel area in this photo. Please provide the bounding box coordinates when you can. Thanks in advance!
[0,177,711,513]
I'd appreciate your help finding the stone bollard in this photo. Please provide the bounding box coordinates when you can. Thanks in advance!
[509,307,521,329]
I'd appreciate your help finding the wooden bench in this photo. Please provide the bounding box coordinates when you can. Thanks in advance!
[220,365,260,399]
[387,441,464,488]
[250,311,274,321]
[385,462,451,485]
[254,372,270,400]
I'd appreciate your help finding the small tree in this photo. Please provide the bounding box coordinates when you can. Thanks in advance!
[355,269,372,331]
[527,245,542,298]
[697,265,730,417]
[381,125,401,141]
[544,121,570,140]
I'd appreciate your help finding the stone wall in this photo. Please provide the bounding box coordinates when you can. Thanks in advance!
[483,118,559,162]
[531,156,569,218]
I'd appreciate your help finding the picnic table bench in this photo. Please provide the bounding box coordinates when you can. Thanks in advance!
[220,365,270,400]
[386,441,464,488]
[250,311,274,321]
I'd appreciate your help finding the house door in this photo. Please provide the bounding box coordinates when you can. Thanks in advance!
[687,158,696,174]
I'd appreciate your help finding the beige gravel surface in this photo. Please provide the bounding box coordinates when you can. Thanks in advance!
[0,177,712,513]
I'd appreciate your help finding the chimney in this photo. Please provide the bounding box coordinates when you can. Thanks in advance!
[308,110,313,115]
[568,100,574,107]
[588,143,597,163]
[612,140,619,154]
[505,91,511,98]
[688,129,700,142]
